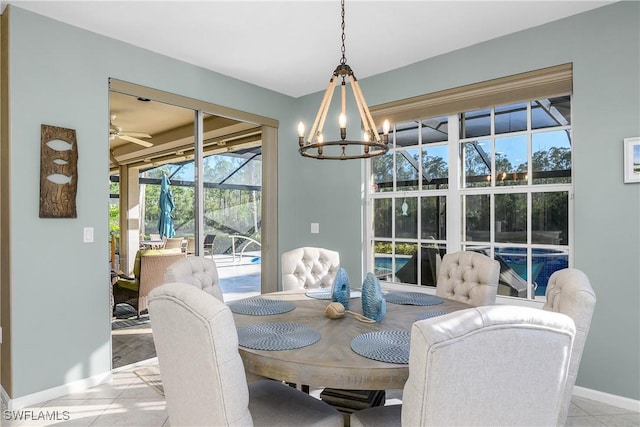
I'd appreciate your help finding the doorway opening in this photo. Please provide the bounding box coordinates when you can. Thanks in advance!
[108,82,276,369]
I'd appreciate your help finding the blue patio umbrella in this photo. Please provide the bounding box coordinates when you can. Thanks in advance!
[158,174,176,238]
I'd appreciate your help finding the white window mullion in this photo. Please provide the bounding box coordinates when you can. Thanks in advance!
[447,114,461,253]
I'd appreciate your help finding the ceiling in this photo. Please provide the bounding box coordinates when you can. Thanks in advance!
[3,1,613,98]
[2,1,614,170]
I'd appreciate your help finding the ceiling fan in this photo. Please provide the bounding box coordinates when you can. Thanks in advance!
[109,114,153,147]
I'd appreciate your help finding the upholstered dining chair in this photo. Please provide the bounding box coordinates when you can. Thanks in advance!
[543,268,597,426]
[164,256,224,302]
[350,305,576,427]
[436,250,500,306]
[148,282,343,427]
[281,247,340,291]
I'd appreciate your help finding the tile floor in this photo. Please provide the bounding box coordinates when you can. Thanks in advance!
[3,367,638,426]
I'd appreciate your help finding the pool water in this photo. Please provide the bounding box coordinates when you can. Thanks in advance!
[374,257,410,272]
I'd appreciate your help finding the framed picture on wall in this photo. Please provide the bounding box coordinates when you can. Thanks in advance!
[624,137,640,183]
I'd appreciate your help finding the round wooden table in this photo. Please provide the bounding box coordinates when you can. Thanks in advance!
[231,289,471,390]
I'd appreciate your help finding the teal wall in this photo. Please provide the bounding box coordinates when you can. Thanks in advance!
[4,1,639,401]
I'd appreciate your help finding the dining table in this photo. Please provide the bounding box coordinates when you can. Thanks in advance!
[230,288,472,391]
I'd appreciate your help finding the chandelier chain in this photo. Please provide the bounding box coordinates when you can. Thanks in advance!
[340,0,346,65]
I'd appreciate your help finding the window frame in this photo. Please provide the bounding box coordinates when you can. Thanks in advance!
[365,65,574,305]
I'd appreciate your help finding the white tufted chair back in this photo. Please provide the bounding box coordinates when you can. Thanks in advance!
[543,268,596,426]
[436,251,500,306]
[164,256,224,302]
[351,305,576,427]
[281,247,340,291]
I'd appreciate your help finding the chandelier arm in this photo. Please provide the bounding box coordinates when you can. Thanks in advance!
[351,79,381,142]
[341,82,346,118]
[307,76,337,143]
[316,78,338,142]
[350,78,374,140]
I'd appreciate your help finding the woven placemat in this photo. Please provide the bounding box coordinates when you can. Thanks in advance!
[305,289,362,300]
[416,311,448,321]
[228,297,295,316]
[237,322,321,351]
[350,330,410,364]
[384,292,444,306]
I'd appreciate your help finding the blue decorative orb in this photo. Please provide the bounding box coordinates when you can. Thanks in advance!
[331,268,351,309]
[361,272,386,322]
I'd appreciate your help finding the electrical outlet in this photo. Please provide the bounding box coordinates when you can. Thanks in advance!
[311,223,320,234]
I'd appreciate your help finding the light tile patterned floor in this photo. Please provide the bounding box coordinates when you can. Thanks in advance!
[3,368,638,426]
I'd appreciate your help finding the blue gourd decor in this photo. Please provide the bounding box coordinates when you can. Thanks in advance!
[331,268,351,310]
[361,272,386,322]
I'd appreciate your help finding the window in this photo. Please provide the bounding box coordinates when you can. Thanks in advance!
[367,65,573,301]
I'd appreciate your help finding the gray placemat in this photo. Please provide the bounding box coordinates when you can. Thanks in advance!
[228,297,295,316]
[237,322,321,351]
[416,311,448,321]
[384,292,444,306]
[305,289,333,300]
[350,330,410,364]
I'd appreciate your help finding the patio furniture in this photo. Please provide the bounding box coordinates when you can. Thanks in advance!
[163,237,184,250]
[281,247,340,291]
[113,248,185,318]
[543,268,596,426]
[148,283,343,427]
[185,236,195,255]
[164,256,224,302]
[203,234,216,258]
[436,250,500,306]
[350,305,576,427]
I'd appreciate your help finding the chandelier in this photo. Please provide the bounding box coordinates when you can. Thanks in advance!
[297,0,390,160]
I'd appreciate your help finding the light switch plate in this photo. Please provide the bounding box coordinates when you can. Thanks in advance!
[311,223,320,234]
[83,227,94,243]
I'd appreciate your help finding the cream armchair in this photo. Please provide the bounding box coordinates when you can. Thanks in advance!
[281,247,340,291]
[148,283,343,427]
[543,268,596,426]
[351,305,576,427]
[164,256,224,302]
[436,250,500,306]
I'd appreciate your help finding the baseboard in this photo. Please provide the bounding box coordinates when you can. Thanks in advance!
[3,371,112,411]
[573,385,640,412]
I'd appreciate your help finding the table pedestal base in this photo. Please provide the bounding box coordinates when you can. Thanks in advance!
[320,388,385,426]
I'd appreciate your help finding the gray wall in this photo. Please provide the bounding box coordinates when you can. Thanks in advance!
[4,1,638,401]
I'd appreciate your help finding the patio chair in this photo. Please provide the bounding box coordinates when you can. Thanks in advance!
[113,248,186,317]
[281,247,340,291]
[350,305,576,427]
[185,236,196,255]
[203,234,216,258]
[148,282,343,427]
[436,250,500,306]
[543,268,596,426]
[163,237,184,250]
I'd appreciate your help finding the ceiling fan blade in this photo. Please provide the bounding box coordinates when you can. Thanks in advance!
[122,131,152,138]
[119,135,154,148]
